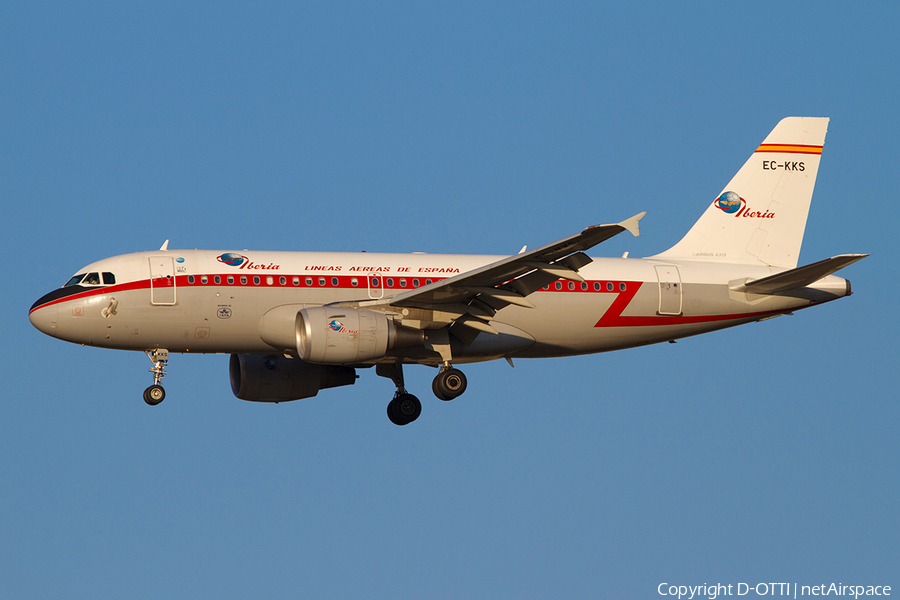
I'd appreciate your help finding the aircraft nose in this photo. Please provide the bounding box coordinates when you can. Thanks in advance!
[29,301,59,337]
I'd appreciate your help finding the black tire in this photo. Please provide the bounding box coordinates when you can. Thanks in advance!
[387,394,421,425]
[143,384,165,406]
[387,399,402,425]
[432,376,448,401]
[396,393,421,423]
[433,368,467,401]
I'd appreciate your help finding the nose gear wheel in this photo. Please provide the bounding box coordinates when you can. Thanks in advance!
[143,349,169,406]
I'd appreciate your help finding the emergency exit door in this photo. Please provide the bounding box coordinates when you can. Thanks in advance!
[367,273,384,299]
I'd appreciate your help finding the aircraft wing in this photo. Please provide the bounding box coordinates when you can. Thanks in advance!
[357,212,645,342]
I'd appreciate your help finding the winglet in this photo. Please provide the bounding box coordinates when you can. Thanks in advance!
[619,212,646,237]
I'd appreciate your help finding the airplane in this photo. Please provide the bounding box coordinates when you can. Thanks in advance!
[29,117,866,425]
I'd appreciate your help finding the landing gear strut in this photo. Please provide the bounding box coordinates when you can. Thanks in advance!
[376,363,421,426]
[143,349,168,406]
[432,365,467,401]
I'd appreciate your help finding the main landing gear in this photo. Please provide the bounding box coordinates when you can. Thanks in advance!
[143,349,168,406]
[377,363,420,426]
[377,362,468,425]
[432,365,467,401]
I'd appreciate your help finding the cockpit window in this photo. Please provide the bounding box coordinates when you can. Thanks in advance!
[64,274,86,287]
[83,272,101,285]
[102,272,116,284]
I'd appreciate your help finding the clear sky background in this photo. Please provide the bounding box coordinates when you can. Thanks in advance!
[2,2,897,598]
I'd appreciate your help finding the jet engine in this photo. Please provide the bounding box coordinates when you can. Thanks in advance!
[229,353,356,402]
[296,306,424,364]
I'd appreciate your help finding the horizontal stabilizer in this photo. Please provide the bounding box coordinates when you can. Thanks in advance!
[730,254,868,294]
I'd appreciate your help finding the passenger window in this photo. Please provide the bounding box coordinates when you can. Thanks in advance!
[64,274,86,287]
[351,278,359,287]
[412,279,420,287]
[568,281,575,290]
[240,276,247,285]
[102,272,116,284]
[620,282,626,291]
[593,282,601,291]
[214,275,221,284]
[319,277,326,286]
[607,282,614,291]
[386,278,394,287]
[292,277,299,286]
[280,276,287,285]
[555,281,562,290]
[188,275,195,284]
[581,281,588,291]
[306,277,313,286]
[227,276,234,284]
[201,275,208,284]
[253,276,261,285]
[331,277,339,286]
[266,276,273,285]
[400,279,407,287]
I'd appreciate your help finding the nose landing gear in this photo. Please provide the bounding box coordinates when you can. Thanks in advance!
[143,349,168,406]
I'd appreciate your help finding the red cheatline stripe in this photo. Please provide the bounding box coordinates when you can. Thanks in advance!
[31,274,626,312]
[755,144,822,155]
[593,282,783,327]
[33,276,784,327]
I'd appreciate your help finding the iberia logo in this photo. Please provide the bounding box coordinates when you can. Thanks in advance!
[328,320,358,334]
[713,191,775,219]
[217,253,247,267]
[215,254,282,270]
[713,191,744,214]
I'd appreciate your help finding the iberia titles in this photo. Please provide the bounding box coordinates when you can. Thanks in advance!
[713,191,775,219]
[216,253,281,270]
[304,265,462,274]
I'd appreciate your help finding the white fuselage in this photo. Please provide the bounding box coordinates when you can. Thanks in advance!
[29,248,850,364]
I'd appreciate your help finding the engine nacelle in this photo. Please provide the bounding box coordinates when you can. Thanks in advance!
[229,354,356,402]
[296,306,423,364]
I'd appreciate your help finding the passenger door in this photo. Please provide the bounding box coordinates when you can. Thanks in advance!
[149,257,177,305]
[654,265,682,316]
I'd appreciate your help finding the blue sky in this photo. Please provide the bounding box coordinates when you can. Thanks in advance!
[2,2,897,598]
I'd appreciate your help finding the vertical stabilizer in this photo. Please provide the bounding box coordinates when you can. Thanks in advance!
[654,117,829,268]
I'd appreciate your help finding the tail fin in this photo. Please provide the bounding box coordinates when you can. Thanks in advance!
[654,117,829,268]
